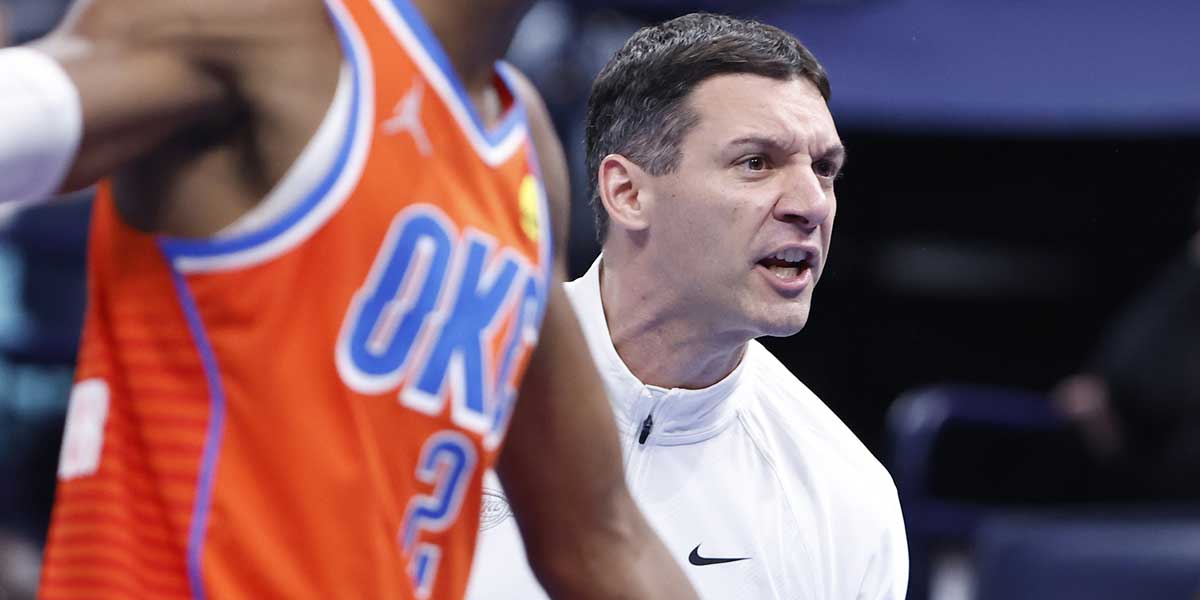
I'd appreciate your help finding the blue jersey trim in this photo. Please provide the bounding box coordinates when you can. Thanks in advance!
[158,14,363,261]
[387,0,525,148]
[163,256,228,600]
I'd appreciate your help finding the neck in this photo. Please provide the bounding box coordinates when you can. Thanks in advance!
[416,0,531,91]
[599,258,747,390]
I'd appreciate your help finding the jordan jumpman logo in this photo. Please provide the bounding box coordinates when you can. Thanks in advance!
[383,80,432,156]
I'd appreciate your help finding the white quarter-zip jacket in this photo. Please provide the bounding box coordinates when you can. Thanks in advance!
[465,258,908,599]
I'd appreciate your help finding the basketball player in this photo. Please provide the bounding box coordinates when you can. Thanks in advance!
[0,0,698,598]
[467,14,908,599]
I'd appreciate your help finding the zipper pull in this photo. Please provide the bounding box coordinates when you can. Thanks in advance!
[638,413,654,445]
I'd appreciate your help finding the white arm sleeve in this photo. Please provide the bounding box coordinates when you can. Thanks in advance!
[0,47,83,204]
[857,498,910,600]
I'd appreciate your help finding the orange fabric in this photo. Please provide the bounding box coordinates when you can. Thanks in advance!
[41,197,207,599]
[39,0,548,597]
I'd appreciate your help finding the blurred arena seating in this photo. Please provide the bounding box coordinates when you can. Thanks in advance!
[888,385,1067,600]
[890,385,1200,600]
[975,513,1200,600]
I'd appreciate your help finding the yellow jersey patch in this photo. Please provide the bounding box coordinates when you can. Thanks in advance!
[518,174,541,243]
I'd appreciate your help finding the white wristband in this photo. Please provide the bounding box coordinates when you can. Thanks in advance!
[0,47,83,204]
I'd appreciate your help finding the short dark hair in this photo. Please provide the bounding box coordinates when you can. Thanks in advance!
[584,13,831,242]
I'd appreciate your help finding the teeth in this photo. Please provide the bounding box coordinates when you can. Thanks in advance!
[770,266,800,279]
[770,248,807,264]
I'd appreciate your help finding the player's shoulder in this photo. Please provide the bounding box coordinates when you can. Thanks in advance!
[739,341,898,498]
[502,66,561,179]
[502,65,570,257]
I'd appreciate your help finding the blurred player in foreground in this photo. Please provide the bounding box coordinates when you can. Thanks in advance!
[0,0,698,598]
[468,13,907,599]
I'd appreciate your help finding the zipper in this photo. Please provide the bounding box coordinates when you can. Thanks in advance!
[623,389,663,489]
[638,413,654,444]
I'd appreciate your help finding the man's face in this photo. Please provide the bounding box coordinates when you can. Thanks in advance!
[640,73,843,339]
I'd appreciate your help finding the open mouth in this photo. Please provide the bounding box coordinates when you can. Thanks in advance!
[757,248,812,281]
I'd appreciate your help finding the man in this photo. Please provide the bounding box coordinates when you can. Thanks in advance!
[467,13,908,600]
[1052,200,1200,500]
[0,1,697,598]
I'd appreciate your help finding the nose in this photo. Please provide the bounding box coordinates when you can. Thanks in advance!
[772,164,833,230]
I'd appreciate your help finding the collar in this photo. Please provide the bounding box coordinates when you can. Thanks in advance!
[564,256,747,446]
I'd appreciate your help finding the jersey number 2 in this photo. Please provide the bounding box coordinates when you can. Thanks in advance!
[400,431,478,598]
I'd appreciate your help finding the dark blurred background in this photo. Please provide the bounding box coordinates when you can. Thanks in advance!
[2,1,1199,599]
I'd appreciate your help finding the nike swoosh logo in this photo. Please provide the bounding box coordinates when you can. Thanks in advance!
[688,544,750,566]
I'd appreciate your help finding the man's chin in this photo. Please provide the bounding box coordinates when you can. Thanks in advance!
[753,315,809,339]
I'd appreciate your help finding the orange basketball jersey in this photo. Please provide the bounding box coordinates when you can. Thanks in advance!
[39,0,552,598]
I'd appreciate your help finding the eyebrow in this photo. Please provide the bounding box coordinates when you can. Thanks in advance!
[726,136,848,165]
[726,135,793,152]
[820,144,848,167]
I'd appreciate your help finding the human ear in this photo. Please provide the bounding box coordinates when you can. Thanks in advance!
[597,154,651,233]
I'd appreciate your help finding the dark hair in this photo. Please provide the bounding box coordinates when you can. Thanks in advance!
[584,13,831,242]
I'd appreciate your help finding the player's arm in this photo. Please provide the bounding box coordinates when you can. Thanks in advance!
[495,72,699,600]
[0,0,231,202]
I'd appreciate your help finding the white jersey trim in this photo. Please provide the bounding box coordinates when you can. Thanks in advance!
[214,65,352,240]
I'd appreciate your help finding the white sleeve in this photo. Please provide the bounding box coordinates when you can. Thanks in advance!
[464,470,550,600]
[0,47,83,204]
[857,491,910,600]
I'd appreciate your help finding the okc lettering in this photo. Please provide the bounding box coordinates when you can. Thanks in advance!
[336,204,546,441]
